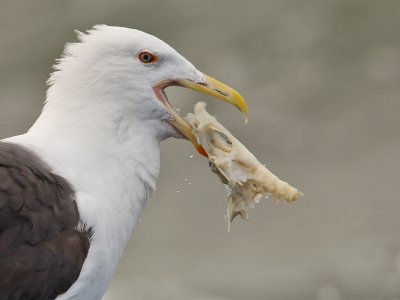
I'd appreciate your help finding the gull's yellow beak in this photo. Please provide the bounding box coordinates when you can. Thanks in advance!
[154,73,249,157]
[176,74,249,120]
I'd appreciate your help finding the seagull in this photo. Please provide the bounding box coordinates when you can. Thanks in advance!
[0,25,248,300]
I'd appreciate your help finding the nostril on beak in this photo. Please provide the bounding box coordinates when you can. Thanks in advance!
[214,89,229,97]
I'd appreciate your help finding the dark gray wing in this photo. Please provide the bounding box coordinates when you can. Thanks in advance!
[0,142,91,300]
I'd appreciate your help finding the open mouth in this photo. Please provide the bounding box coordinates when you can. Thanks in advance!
[153,73,249,157]
[153,79,204,154]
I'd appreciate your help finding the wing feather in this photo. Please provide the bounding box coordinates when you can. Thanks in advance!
[0,142,91,300]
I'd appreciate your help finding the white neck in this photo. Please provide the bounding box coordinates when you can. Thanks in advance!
[29,92,162,206]
[6,94,163,299]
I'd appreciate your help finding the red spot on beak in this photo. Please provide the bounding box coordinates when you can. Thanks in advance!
[196,145,208,158]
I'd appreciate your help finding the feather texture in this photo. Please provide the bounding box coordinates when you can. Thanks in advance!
[0,142,90,300]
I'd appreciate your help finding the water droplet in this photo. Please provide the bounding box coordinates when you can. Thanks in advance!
[176,189,180,193]
[188,182,192,185]
[184,178,188,183]
[263,164,267,167]
[189,154,194,158]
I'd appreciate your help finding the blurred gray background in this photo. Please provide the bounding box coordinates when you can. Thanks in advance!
[1,0,400,299]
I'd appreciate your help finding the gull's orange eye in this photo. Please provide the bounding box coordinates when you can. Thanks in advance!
[138,51,158,64]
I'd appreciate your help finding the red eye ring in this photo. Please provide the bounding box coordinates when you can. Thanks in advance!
[138,51,158,64]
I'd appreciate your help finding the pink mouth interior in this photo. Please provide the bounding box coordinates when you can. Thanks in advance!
[153,80,177,105]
